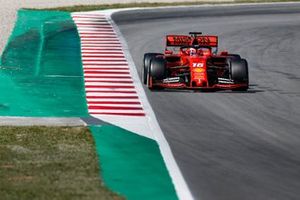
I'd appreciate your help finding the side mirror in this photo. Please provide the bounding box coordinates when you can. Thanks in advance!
[165,49,173,55]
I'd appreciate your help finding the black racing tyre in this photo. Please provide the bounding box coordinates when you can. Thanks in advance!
[231,59,248,82]
[150,57,166,80]
[143,53,163,84]
[228,54,241,60]
[230,59,249,91]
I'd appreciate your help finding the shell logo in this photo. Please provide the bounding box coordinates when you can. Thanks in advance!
[194,67,205,73]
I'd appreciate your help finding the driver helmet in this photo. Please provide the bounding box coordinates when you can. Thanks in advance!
[190,48,197,56]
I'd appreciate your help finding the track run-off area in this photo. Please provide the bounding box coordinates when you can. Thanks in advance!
[112,3,300,200]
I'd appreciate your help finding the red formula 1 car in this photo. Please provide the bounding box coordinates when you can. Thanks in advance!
[142,32,249,91]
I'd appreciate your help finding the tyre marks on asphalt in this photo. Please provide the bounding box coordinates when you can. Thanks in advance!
[72,13,145,117]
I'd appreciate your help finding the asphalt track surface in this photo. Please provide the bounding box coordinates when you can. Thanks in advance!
[113,3,300,200]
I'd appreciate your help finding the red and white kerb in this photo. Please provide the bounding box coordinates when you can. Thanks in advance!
[72,13,145,117]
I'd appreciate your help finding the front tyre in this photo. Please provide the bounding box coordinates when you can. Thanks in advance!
[230,59,249,91]
[143,53,163,84]
[150,57,166,80]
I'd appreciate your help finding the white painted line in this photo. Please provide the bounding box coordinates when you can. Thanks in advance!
[84,69,129,73]
[81,42,121,45]
[83,65,128,69]
[81,46,122,49]
[85,89,136,93]
[82,54,124,56]
[85,89,135,94]
[88,103,142,107]
[73,21,110,24]
[81,44,122,45]
[85,78,132,82]
[82,50,124,53]
[85,84,134,88]
[83,65,128,68]
[78,28,115,33]
[80,37,118,39]
[82,53,124,57]
[77,27,114,31]
[88,98,139,103]
[83,66,128,69]
[78,30,115,33]
[86,92,138,97]
[81,41,119,44]
[82,46,122,49]
[72,14,105,17]
[79,35,118,38]
[85,82,134,86]
[85,81,134,86]
[85,81,133,84]
[89,109,144,114]
[83,74,130,78]
[81,44,122,47]
[84,76,131,79]
[0,117,87,126]
[72,16,106,19]
[85,86,135,90]
[81,47,123,51]
[79,34,118,37]
[81,37,119,40]
[80,36,119,38]
[81,45,122,48]
[81,39,120,42]
[77,25,113,28]
[80,36,118,39]
[81,43,121,48]
[74,19,108,22]
[85,83,133,86]
[76,23,112,26]
[87,100,140,103]
[72,17,106,20]
[72,14,105,16]
[82,58,126,62]
[82,61,128,64]
[84,70,131,76]
[82,55,125,58]
[83,63,127,65]
[85,86,134,90]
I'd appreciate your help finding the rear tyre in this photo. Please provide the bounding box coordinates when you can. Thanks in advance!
[143,53,163,84]
[230,59,249,91]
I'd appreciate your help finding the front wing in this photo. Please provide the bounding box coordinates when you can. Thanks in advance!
[148,77,248,90]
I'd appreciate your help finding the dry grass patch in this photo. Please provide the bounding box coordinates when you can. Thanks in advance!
[0,126,124,200]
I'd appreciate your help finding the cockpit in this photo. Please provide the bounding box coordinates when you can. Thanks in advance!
[179,46,212,57]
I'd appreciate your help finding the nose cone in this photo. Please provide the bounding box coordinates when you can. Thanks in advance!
[190,60,207,87]
[192,78,207,87]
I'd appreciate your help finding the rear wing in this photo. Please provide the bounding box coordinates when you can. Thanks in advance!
[166,35,218,47]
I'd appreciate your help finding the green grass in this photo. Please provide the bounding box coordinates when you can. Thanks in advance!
[0,126,124,200]
[26,0,300,12]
